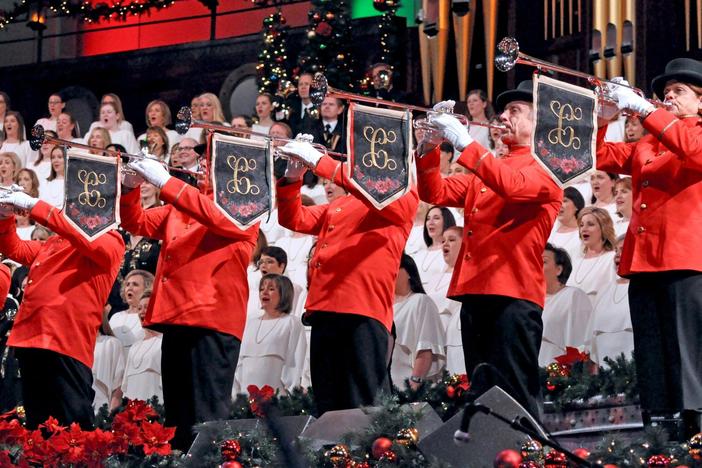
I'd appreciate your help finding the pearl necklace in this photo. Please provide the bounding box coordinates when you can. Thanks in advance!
[572,253,608,285]
[255,316,283,344]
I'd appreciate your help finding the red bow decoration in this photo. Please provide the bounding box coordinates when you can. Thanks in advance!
[247,385,276,417]
[554,347,590,367]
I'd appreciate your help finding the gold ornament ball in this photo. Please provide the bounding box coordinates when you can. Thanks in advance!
[326,444,350,466]
[521,440,544,462]
[396,427,419,446]
[689,432,702,460]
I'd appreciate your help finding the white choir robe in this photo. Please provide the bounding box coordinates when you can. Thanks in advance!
[0,141,36,168]
[260,207,290,245]
[538,286,593,366]
[121,333,163,402]
[411,248,446,289]
[233,313,306,396]
[548,224,581,264]
[245,265,263,319]
[404,224,425,255]
[300,183,327,206]
[39,178,65,209]
[92,335,125,414]
[425,267,460,332]
[391,294,446,388]
[109,311,145,356]
[275,234,315,288]
[614,217,630,237]
[566,251,617,306]
[587,280,634,367]
[445,310,466,375]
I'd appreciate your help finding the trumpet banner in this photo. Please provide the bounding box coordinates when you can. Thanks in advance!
[531,75,597,187]
[346,103,412,210]
[63,149,120,241]
[211,133,273,229]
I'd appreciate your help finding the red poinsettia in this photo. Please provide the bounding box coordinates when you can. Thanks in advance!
[456,374,471,397]
[50,423,87,464]
[140,420,176,456]
[39,416,66,435]
[247,384,275,417]
[554,347,590,367]
[83,428,116,466]
[0,417,27,445]
[22,429,51,464]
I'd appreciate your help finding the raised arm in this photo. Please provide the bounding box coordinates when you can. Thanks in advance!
[456,142,562,203]
[276,180,328,235]
[643,108,702,172]
[158,178,259,240]
[0,217,42,267]
[595,125,635,175]
[118,187,171,240]
[30,201,125,270]
[415,146,471,207]
[314,155,419,225]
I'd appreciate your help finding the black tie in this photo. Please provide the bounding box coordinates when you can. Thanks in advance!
[324,124,332,144]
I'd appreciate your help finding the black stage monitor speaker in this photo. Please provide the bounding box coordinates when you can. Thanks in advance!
[418,386,548,468]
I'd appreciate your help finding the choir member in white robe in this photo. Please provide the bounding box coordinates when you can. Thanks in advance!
[539,244,593,366]
[426,226,463,331]
[445,310,465,375]
[121,292,163,402]
[38,146,65,208]
[92,319,125,413]
[613,177,632,237]
[411,206,456,288]
[587,235,634,367]
[274,233,315,288]
[566,207,618,306]
[392,254,446,390]
[404,201,430,255]
[234,274,306,396]
[589,170,619,220]
[109,270,154,355]
[548,187,586,262]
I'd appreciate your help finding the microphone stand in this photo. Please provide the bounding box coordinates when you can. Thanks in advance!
[456,403,601,468]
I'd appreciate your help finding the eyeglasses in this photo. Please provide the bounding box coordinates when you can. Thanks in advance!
[48,100,62,105]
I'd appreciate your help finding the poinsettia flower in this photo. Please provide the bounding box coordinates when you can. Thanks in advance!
[39,416,65,434]
[0,417,27,445]
[140,420,176,456]
[554,346,590,366]
[83,428,115,465]
[22,429,51,464]
[51,423,87,464]
[247,384,276,417]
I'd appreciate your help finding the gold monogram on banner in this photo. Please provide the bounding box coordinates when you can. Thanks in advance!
[210,132,273,229]
[64,148,121,241]
[346,103,411,209]
[531,75,597,187]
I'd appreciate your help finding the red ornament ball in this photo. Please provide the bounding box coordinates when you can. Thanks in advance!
[494,449,523,467]
[544,450,568,467]
[573,448,590,460]
[546,381,557,392]
[220,439,241,461]
[446,385,456,398]
[371,437,394,459]
[221,462,242,468]
[646,454,671,467]
[603,465,619,468]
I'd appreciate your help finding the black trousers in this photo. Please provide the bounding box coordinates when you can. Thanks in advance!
[459,295,544,419]
[309,312,392,415]
[628,271,702,414]
[15,347,95,430]
[160,325,241,451]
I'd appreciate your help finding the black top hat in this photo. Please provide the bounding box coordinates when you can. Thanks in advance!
[651,58,702,99]
[495,80,534,112]
[193,143,207,157]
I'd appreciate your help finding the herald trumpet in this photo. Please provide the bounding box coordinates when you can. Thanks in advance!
[494,36,670,118]
[174,106,347,162]
[28,125,201,177]
[310,73,506,134]
[0,184,24,195]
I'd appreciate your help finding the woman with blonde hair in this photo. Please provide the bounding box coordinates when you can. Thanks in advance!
[198,92,226,123]
[566,206,617,305]
[14,168,40,198]
[0,111,36,167]
[87,93,133,135]
[39,146,66,208]
[87,127,112,156]
[0,152,21,187]
[613,177,633,236]
[137,100,181,149]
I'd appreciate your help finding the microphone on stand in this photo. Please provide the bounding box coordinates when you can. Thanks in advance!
[454,403,490,442]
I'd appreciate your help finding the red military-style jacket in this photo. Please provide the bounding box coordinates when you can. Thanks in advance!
[276,155,418,332]
[0,202,124,368]
[0,263,10,301]
[597,109,702,275]
[416,143,562,308]
[120,177,259,339]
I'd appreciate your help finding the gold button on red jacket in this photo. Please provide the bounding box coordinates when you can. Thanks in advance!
[0,201,125,367]
[416,143,562,308]
[120,178,259,339]
[277,155,418,331]
[597,109,702,276]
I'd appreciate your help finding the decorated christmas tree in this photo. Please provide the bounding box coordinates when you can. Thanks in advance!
[256,10,290,94]
[296,0,357,90]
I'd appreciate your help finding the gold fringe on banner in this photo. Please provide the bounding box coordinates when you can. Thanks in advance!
[483,0,499,100]
[591,0,607,79]
[621,0,635,84]
[605,0,621,79]
[452,1,475,101]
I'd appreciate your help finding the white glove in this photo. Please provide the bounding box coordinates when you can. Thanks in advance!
[284,159,307,181]
[128,157,170,189]
[432,100,456,113]
[609,77,654,115]
[0,191,39,210]
[279,140,323,168]
[430,113,473,151]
